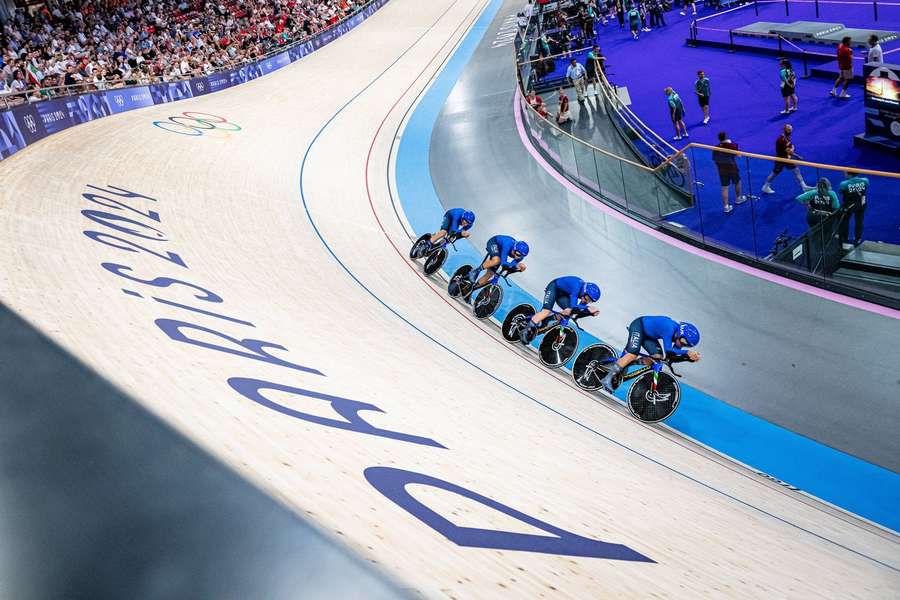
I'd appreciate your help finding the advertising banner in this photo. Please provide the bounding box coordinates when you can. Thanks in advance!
[104,87,155,114]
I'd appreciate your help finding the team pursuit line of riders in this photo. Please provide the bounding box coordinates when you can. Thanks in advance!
[409,208,702,423]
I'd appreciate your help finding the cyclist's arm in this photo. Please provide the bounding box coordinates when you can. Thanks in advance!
[661,336,688,357]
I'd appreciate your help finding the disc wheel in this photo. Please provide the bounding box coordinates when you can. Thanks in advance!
[501,304,536,342]
[448,265,473,297]
[627,371,681,423]
[539,326,578,368]
[473,284,503,319]
[572,344,618,391]
[423,247,448,275]
[410,234,431,259]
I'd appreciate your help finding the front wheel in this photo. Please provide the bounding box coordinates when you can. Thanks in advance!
[448,265,473,297]
[501,304,536,342]
[539,326,578,368]
[572,344,618,390]
[410,233,431,259]
[423,247,448,275]
[627,370,681,423]
[473,284,503,319]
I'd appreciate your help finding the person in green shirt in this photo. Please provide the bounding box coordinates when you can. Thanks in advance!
[838,171,869,247]
[695,70,710,124]
[665,86,688,140]
[795,177,840,228]
[627,6,641,39]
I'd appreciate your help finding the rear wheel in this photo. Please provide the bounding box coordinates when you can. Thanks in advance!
[410,234,431,259]
[572,344,618,390]
[448,265,473,297]
[423,247,448,275]
[473,284,503,319]
[627,371,680,423]
[501,304,536,342]
[539,326,578,368]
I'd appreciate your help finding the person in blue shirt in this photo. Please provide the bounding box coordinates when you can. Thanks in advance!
[838,171,869,247]
[599,316,701,392]
[519,276,601,343]
[464,235,529,300]
[430,208,475,246]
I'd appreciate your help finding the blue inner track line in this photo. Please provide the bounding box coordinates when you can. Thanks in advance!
[297,0,899,571]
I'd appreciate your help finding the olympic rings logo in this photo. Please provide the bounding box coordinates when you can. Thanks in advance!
[152,112,242,137]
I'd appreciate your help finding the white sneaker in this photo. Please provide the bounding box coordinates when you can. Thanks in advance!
[829,89,836,97]
[761,184,775,194]
[735,195,748,205]
[839,93,850,99]
[679,10,686,14]
[788,106,797,112]
[780,109,789,114]
[642,27,651,32]
[703,116,709,124]
[673,135,682,141]
[724,204,733,213]
[683,131,689,138]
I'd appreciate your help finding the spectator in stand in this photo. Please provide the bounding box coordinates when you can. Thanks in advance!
[566,57,588,103]
[867,35,883,65]
[761,124,814,195]
[779,58,798,114]
[830,36,853,99]
[712,131,746,213]
[0,0,364,100]
[665,86,688,140]
[556,87,571,125]
[795,178,840,229]
[839,171,869,248]
[694,69,710,124]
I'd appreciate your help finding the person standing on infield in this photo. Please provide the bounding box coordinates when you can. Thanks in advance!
[665,86,688,140]
[839,171,869,247]
[695,70,710,124]
[830,37,853,98]
[761,124,813,195]
[867,35,883,65]
[779,59,798,114]
[712,131,747,213]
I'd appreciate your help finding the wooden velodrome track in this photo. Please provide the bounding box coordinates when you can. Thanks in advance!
[1,0,898,596]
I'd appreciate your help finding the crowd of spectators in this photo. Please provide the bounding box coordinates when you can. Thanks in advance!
[0,0,367,104]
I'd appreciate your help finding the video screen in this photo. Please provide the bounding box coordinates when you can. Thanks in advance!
[866,68,900,108]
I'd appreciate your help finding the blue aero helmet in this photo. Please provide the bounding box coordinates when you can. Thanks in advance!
[581,282,601,302]
[513,240,529,257]
[677,322,700,346]
[461,210,475,226]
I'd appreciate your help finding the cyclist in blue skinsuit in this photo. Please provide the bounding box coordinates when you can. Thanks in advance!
[599,316,701,392]
[464,234,529,301]
[430,208,475,246]
[519,276,601,343]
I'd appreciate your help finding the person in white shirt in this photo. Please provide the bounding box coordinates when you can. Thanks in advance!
[867,35,883,64]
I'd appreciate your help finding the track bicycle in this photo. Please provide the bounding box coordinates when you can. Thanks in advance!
[572,344,691,422]
[501,304,590,368]
[409,232,461,276]
[447,264,517,319]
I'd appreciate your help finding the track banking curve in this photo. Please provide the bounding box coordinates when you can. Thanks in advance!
[1,0,899,597]
[426,2,900,472]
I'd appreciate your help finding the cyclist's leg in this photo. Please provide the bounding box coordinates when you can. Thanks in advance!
[529,282,558,326]
[601,318,643,391]
[430,213,452,244]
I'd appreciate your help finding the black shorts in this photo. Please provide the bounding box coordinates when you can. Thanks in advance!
[624,318,662,357]
[772,160,797,174]
[718,170,739,186]
[671,108,684,122]
[781,84,795,97]
[698,94,709,107]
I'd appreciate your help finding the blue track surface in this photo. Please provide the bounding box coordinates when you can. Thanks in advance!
[395,0,900,531]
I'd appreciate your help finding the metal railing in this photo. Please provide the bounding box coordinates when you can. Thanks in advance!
[512,28,900,308]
